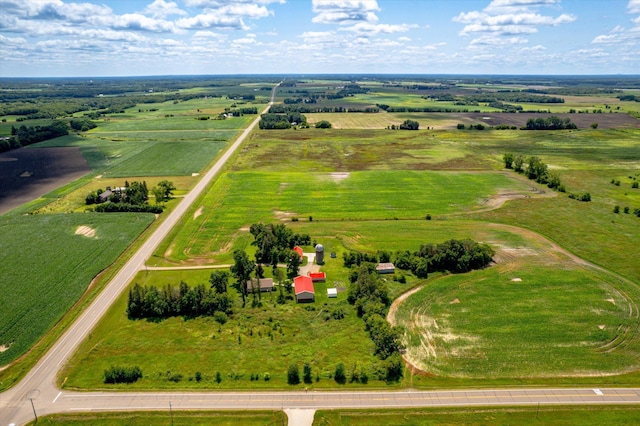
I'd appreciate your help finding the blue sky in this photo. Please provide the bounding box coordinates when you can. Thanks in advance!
[1,0,638,77]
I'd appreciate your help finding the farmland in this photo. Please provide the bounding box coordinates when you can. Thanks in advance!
[1,75,639,398]
[0,213,154,366]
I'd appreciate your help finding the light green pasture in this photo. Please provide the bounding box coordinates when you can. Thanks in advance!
[153,171,531,264]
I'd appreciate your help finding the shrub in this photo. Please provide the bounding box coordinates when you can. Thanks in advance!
[456,123,465,129]
[195,371,202,382]
[103,366,142,384]
[287,364,300,385]
[303,363,313,384]
[264,372,270,381]
[214,311,227,325]
[215,371,222,383]
[614,205,620,214]
[334,363,346,384]
[315,120,332,129]
[633,182,639,189]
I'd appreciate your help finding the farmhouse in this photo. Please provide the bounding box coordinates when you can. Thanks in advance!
[294,275,314,303]
[376,262,395,274]
[246,278,274,293]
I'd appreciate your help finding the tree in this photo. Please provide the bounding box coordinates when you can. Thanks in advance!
[303,362,313,384]
[151,186,165,205]
[513,155,525,173]
[503,153,514,169]
[230,250,255,307]
[209,270,229,294]
[399,119,419,130]
[315,120,332,128]
[286,249,301,279]
[157,180,175,200]
[334,363,346,384]
[287,364,300,385]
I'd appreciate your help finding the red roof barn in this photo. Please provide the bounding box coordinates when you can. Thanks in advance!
[293,246,304,259]
[294,275,315,303]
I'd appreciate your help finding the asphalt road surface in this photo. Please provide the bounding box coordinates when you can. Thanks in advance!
[2,84,640,425]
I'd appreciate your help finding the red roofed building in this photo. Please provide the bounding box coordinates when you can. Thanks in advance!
[293,246,304,259]
[294,275,314,303]
[309,272,326,282]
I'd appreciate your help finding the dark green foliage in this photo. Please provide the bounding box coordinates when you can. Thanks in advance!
[399,119,419,130]
[363,313,401,359]
[11,120,69,148]
[210,270,229,293]
[303,363,313,384]
[383,354,404,382]
[231,249,255,306]
[249,222,310,265]
[415,239,495,273]
[614,206,620,214]
[215,371,222,383]
[632,182,639,189]
[259,112,306,129]
[69,118,97,131]
[569,192,591,202]
[103,365,142,384]
[343,251,378,268]
[287,364,300,385]
[195,371,202,382]
[94,203,163,213]
[456,123,465,129]
[525,116,577,130]
[503,153,514,169]
[334,363,346,384]
[126,281,233,320]
[315,120,332,128]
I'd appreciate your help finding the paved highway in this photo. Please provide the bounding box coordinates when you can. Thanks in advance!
[2,83,640,425]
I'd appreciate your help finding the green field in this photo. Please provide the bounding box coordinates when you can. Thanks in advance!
[152,170,533,265]
[30,411,286,425]
[0,213,154,365]
[314,406,640,425]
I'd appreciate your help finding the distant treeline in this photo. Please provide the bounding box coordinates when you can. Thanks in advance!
[270,104,379,113]
[524,116,577,130]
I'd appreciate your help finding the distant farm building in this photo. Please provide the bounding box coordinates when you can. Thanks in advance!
[293,246,304,259]
[294,275,315,303]
[327,288,338,298]
[376,263,396,274]
[309,272,326,282]
[246,278,274,293]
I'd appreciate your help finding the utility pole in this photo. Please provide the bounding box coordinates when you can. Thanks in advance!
[29,397,38,423]
[169,401,174,426]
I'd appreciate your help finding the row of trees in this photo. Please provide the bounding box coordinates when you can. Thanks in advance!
[503,153,564,191]
[86,180,174,212]
[249,223,310,266]
[258,112,307,129]
[127,272,233,320]
[524,116,577,130]
[344,239,494,279]
[347,264,404,382]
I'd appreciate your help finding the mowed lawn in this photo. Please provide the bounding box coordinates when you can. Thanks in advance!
[0,213,154,366]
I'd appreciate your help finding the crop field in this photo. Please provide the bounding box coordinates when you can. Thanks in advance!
[152,170,533,265]
[314,406,640,425]
[0,213,154,366]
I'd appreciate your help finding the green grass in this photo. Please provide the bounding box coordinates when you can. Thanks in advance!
[314,406,640,425]
[153,170,531,265]
[0,213,155,366]
[61,268,382,390]
[29,411,286,425]
[397,264,638,378]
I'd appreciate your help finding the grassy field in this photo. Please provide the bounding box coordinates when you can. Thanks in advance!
[395,250,639,378]
[61,267,383,389]
[0,213,154,366]
[29,411,286,425]
[152,170,533,265]
[314,406,640,425]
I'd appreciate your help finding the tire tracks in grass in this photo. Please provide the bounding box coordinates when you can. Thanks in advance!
[387,222,640,377]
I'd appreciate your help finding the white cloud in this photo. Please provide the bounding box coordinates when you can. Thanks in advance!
[176,13,248,30]
[341,22,416,35]
[629,0,640,14]
[470,35,529,46]
[454,1,575,37]
[143,0,187,19]
[185,0,284,7]
[111,13,177,32]
[311,0,380,24]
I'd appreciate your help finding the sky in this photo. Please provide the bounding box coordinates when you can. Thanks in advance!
[0,0,639,77]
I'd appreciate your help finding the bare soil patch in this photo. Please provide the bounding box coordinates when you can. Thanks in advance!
[329,172,350,182]
[0,147,90,214]
[193,206,204,219]
[75,226,96,238]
